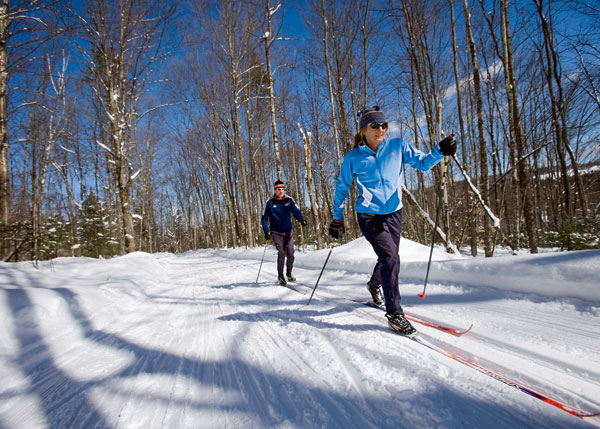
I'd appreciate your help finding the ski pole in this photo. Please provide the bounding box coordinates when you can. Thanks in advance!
[419,155,449,299]
[307,242,335,305]
[256,244,268,284]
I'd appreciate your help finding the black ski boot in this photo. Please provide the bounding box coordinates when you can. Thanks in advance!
[287,273,296,282]
[278,275,287,286]
[367,281,384,307]
[386,312,416,336]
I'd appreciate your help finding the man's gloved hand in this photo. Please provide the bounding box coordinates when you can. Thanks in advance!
[438,134,456,156]
[328,220,345,239]
[300,219,307,226]
[264,232,271,240]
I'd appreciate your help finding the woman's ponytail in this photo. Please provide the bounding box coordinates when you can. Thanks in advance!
[353,132,366,149]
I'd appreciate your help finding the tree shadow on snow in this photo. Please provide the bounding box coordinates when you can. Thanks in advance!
[0,270,589,429]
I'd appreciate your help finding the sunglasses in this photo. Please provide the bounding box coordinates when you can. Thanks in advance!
[274,187,285,190]
[369,122,388,130]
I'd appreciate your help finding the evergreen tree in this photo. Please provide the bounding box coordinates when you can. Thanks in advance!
[78,192,120,258]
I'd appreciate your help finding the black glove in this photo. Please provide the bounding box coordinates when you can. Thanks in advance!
[300,219,307,226]
[438,134,456,156]
[264,232,271,240]
[328,220,344,239]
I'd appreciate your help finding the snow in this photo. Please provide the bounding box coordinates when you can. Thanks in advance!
[1,238,599,428]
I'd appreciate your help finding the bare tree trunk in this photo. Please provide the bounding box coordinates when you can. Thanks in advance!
[534,1,588,225]
[462,0,493,256]
[136,119,155,252]
[0,0,54,238]
[398,0,440,151]
[202,111,237,247]
[500,0,538,253]
[29,54,68,264]
[70,0,176,253]
[224,8,255,247]
[437,101,452,250]
[409,55,426,242]
[449,0,477,256]
[358,0,370,107]
[298,124,324,249]
[233,89,255,247]
[244,91,263,239]
[264,0,283,180]
[319,0,342,170]
[0,0,8,230]
[312,128,332,232]
[394,1,452,244]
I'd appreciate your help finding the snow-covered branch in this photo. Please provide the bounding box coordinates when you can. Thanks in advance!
[452,155,500,228]
[269,3,281,16]
[95,139,115,157]
[130,168,142,182]
[402,184,459,254]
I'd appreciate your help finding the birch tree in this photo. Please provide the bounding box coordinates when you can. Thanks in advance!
[67,0,176,253]
[533,0,588,227]
[263,0,284,180]
[298,123,324,249]
[449,0,478,255]
[316,0,343,170]
[499,0,538,253]
[0,0,58,256]
[217,0,259,247]
[28,54,68,264]
[462,0,493,256]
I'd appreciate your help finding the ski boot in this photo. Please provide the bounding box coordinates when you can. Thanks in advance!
[287,273,296,283]
[386,312,416,336]
[367,281,384,307]
[278,275,287,286]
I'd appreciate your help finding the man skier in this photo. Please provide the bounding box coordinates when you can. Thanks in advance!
[262,180,307,285]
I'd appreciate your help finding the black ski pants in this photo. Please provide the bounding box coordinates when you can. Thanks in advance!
[357,209,404,315]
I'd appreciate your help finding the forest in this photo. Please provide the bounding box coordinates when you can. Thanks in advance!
[0,0,598,263]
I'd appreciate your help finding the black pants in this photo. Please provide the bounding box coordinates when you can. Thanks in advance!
[271,230,294,277]
[357,209,403,315]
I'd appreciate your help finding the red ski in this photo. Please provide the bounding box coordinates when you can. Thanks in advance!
[410,333,600,420]
[351,298,472,336]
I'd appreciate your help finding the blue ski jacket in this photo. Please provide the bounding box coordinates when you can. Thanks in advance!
[333,137,444,221]
[262,196,304,233]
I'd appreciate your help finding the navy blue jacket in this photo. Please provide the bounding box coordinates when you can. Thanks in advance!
[262,196,304,233]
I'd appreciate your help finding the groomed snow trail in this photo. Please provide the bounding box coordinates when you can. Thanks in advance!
[0,247,598,428]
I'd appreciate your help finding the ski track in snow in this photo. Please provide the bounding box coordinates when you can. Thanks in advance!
[0,246,599,428]
[337,288,600,401]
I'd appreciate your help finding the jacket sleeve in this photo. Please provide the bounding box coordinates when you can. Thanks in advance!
[402,140,444,171]
[332,153,354,221]
[290,198,304,222]
[261,201,271,234]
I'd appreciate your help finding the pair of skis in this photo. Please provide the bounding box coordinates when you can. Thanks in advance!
[359,303,599,420]
[275,280,600,421]
[282,279,471,336]
[353,298,599,421]
[351,298,472,336]
[279,280,306,295]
